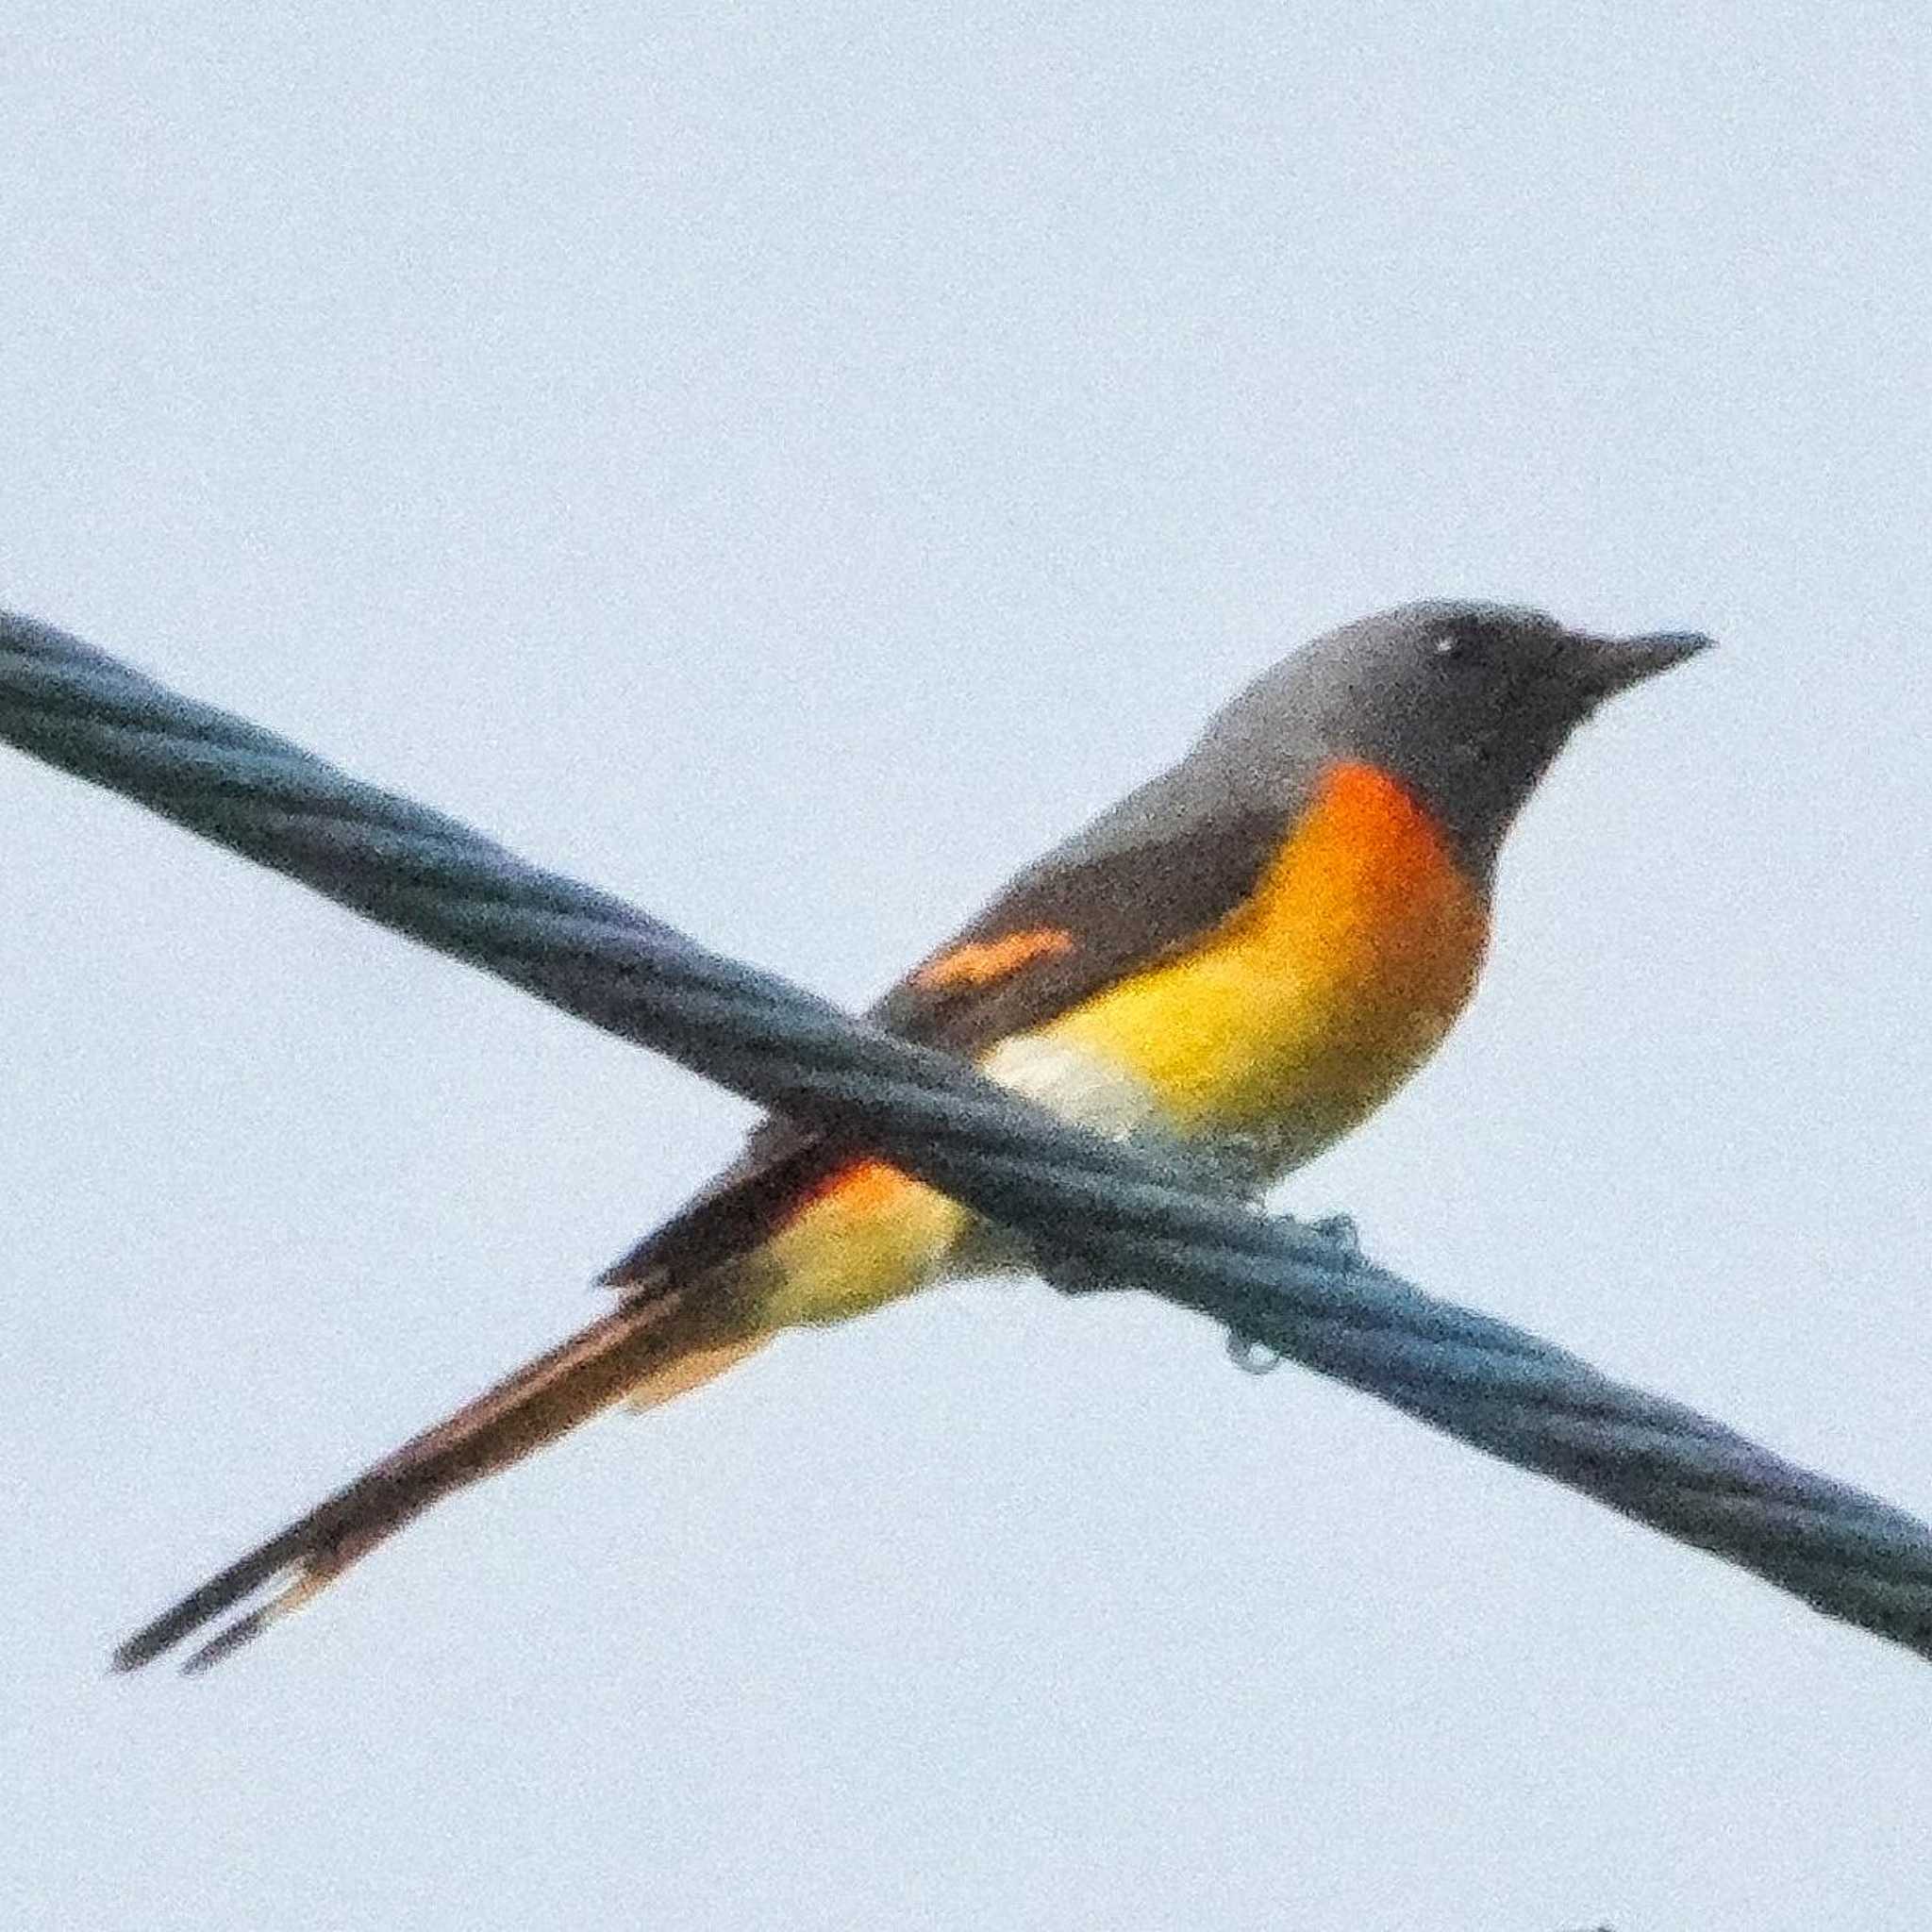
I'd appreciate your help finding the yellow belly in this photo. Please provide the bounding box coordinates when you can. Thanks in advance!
[747,761,1488,1329]
[1046,760,1488,1171]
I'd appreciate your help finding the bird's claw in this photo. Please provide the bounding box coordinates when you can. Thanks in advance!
[1041,1251,1111,1298]
[1224,1213,1364,1373]
[1307,1211,1362,1262]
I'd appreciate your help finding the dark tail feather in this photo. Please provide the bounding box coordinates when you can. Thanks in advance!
[114,1285,760,1674]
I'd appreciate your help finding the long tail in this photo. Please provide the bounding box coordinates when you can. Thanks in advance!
[113,1285,764,1674]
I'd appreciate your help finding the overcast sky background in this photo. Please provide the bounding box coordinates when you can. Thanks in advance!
[4,8,1929,1929]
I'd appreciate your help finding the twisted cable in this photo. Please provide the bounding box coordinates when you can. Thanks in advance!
[6,606,1928,1660]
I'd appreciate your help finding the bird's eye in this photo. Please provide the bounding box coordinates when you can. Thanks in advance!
[1433,633,1483,666]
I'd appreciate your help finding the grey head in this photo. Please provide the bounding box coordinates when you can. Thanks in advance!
[1196,600,1712,884]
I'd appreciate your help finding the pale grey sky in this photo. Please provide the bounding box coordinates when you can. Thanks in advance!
[4,7,1929,1929]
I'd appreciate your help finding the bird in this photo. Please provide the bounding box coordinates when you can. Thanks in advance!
[114,599,1710,1672]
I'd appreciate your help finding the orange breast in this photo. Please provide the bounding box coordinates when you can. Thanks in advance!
[742,760,1489,1328]
[1045,759,1490,1173]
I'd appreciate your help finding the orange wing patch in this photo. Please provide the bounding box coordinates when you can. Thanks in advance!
[912,926,1076,991]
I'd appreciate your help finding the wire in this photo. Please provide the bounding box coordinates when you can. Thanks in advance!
[6,605,1929,1661]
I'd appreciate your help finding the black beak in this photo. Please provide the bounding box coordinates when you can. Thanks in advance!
[1574,628,1714,702]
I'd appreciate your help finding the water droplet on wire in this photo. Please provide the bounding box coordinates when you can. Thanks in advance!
[1226,1330,1283,1374]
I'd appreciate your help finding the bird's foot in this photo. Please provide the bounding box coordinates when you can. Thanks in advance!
[1305,1211,1362,1262]
[1223,1212,1364,1374]
[1040,1250,1112,1298]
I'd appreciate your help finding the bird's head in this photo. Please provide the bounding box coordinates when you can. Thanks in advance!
[1214,600,1712,879]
